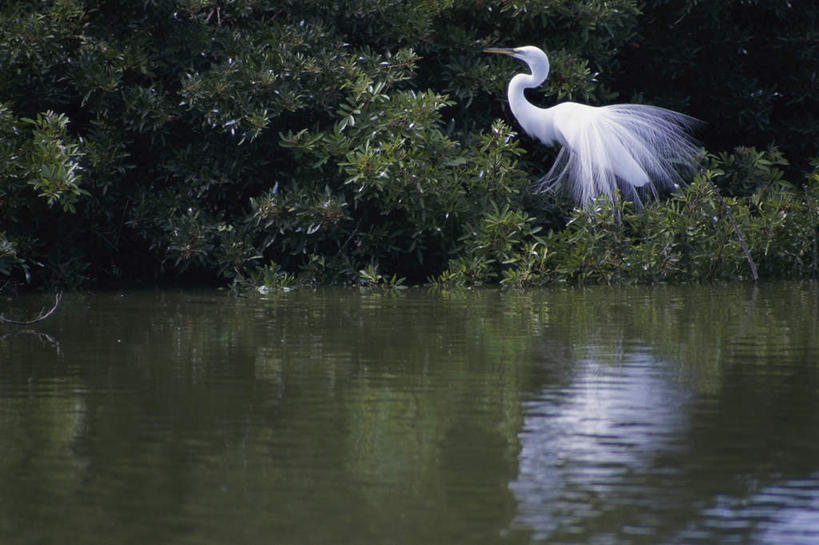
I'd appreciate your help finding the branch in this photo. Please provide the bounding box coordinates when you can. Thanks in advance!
[707,180,758,282]
[804,185,818,278]
[0,292,63,325]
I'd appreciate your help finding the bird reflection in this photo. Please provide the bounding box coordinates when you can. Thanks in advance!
[509,350,690,540]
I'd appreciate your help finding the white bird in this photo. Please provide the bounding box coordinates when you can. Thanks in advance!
[485,46,699,207]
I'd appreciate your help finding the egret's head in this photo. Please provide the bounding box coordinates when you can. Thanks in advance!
[483,46,547,65]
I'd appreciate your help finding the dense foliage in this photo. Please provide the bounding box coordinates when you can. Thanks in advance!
[1,0,817,291]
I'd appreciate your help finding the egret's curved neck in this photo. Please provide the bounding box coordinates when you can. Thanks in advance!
[507,53,551,138]
[513,55,549,91]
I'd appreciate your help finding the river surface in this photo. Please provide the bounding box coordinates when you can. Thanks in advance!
[1,284,818,545]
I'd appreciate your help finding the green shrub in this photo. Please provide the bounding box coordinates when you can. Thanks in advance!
[0,1,816,291]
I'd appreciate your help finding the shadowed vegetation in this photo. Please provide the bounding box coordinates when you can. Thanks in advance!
[1,0,817,291]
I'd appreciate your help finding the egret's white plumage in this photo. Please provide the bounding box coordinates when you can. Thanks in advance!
[485,46,699,207]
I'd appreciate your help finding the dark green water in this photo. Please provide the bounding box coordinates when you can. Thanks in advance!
[1,284,818,545]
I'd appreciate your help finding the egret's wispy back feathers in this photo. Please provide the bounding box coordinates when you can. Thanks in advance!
[538,104,699,206]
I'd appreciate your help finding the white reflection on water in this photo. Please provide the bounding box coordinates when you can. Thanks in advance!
[675,475,819,544]
[510,350,691,540]
[756,478,819,544]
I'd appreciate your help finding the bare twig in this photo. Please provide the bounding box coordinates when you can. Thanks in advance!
[804,184,818,277]
[337,222,362,254]
[707,179,758,282]
[0,292,63,325]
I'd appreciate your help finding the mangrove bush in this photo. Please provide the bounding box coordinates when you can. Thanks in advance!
[1,0,817,290]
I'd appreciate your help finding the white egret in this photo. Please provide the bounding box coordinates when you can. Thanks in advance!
[485,46,699,207]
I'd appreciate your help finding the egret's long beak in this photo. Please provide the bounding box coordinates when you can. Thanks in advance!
[483,47,516,56]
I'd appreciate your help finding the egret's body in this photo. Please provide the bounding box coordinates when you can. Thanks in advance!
[485,46,699,206]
